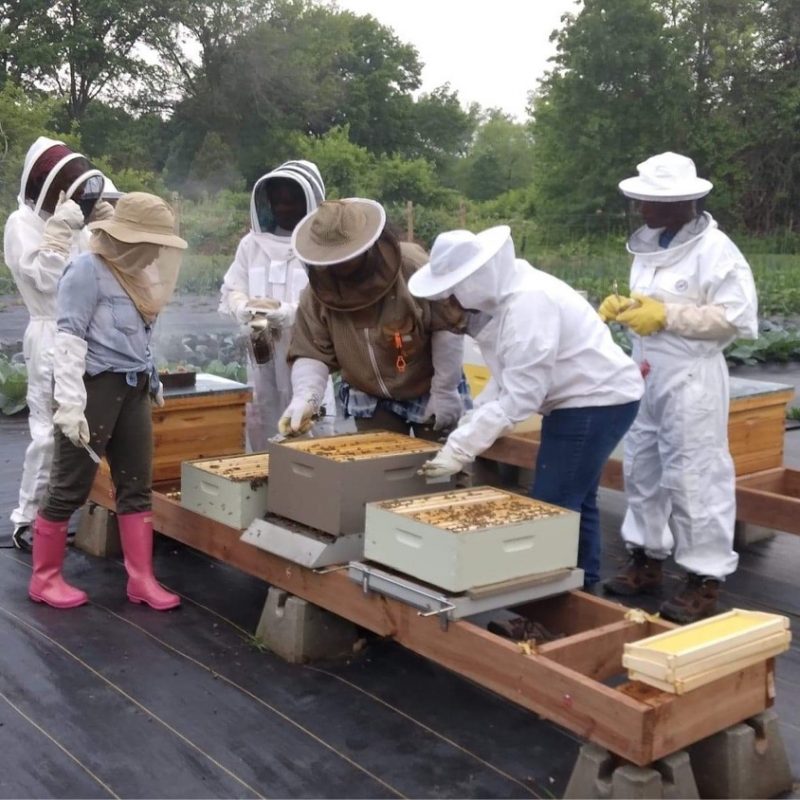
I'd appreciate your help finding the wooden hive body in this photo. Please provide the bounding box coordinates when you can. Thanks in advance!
[181,452,269,529]
[364,487,580,592]
[623,609,791,694]
[266,432,452,536]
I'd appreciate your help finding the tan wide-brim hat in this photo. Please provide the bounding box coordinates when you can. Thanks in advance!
[291,198,385,266]
[89,191,188,249]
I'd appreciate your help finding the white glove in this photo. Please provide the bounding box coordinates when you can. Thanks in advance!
[91,200,115,221]
[263,303,293,329]
[247,297,281,311]
[456,409,475,428]
[41,191,84,256]
[424,390,463,431]
[278,358,330,436]
[417,444,470,479]
[426,331,465,430]
[151,379,165,408]
[278,396,320,436]
[52,331,90,446]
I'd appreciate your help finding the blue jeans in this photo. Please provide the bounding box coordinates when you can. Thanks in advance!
[529,401,640,585]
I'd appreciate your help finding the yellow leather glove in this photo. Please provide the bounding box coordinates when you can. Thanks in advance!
[616,293,667,336]
[598,294,634,322]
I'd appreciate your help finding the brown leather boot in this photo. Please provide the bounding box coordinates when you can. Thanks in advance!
[659,573,720,624]
[603,548,663,596]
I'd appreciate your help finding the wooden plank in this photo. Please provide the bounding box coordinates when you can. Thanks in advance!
[729,389,793,413]
[156,391,250,413]
[513,591,633,636]
[620,660,774,762]
[83,488,774,767]
[147,493,655,765]
[538,619,674,682]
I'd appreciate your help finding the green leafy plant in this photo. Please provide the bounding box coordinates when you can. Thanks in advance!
[0,355,28,415]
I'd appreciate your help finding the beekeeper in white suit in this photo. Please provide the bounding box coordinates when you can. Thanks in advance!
[409,227,643,604]
[3,136,111,550]
[219,160,334,448]
[600,152,758,624]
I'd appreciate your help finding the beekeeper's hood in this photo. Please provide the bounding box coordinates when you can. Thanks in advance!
[19,136,105,218]
[250,160,325,234]
[409,226,520,314]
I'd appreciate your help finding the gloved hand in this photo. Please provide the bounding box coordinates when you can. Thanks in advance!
[424,389,463,431]
[263,303,293,329]
[616,293,667,336]
[248,297,281,311]
[52,331,90,447]
[41,191,84,256]
[598,294,634,322]
[277,358,329,436]
[417,444,470,479]
[91,199,115,221]
[55,406,90,446]
[278,396,320,436]
[151,382,165,408]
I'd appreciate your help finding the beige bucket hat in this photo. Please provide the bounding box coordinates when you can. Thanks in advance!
[89,191,188,249]
[291,198,386,266]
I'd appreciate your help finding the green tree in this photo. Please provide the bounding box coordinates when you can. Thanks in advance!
[459,111,536,201]
[4,0,181,121]
[529,0,691,229]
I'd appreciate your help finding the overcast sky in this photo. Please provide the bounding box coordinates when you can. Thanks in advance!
[335,0,581,120]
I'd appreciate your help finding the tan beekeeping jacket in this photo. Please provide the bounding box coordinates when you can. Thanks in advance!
[289,235,464,400]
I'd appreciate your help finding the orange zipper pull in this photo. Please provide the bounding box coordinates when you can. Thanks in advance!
[393,331,407,373]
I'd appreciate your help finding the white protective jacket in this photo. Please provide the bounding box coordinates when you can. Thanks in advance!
[447,239,644,463]
[218,161,334,447]
[620,213,758,579]
[4,136,90,528]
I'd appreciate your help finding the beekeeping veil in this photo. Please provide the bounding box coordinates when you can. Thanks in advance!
[21,136,105,220]
[250,160,325,234]
[89,192,188,324]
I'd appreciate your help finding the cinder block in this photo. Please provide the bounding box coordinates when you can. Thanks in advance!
[74,504,121,558]
[565,744,698,799]
[255,587,358,664]
[688,709,792,798]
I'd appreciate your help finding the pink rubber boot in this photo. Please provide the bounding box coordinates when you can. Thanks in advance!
[118,511,180,610]
[28,514,88,608]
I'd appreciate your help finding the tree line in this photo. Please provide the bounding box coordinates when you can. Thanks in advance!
[1,0,799,248]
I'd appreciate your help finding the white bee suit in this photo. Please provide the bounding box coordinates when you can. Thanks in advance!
[621,213,758,578]
[219,161,334,449]
[4,136,90,530]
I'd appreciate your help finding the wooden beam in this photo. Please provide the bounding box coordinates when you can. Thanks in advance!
[538,619,672,682]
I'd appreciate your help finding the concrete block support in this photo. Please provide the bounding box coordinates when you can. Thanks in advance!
[565,743,698,799]
[255,587,359,664]
[688,709,792,799]
[74,504,122,558]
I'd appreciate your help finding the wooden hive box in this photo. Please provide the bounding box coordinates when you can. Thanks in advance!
[727,383,794,476]
[364,487,579,592]
[151,380,250,482]
[623,609,791,695]
[181,453,269,529]
[266,431,452,536]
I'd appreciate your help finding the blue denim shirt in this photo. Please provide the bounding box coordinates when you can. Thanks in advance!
[57,252,157,387]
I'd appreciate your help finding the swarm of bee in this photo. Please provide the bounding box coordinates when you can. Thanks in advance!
[381,488,563,533]
[288,432,438,462]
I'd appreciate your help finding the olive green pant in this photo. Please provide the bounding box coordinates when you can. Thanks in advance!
[41,372,153,521]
